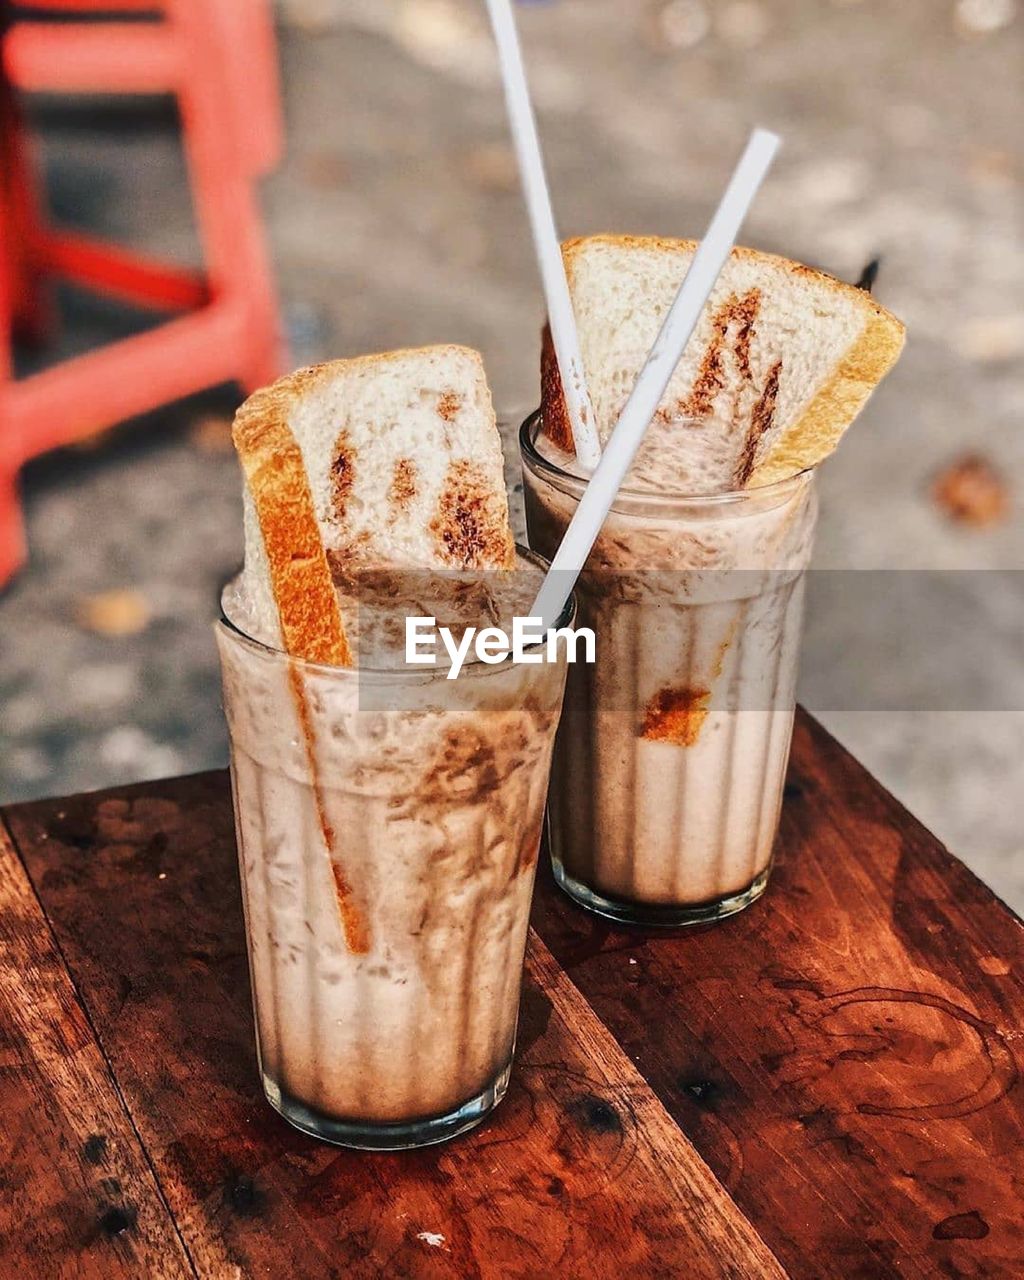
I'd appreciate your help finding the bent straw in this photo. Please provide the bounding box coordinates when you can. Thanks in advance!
[484,0,601,470]
[531,127,781,630]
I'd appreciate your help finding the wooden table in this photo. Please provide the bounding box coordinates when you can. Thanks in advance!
[3,710,1023,1278]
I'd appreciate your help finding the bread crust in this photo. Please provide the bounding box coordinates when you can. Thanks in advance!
[748,306,905,485]
[540,323,575,454]
[539,235,906,486]
[233,373,354,666]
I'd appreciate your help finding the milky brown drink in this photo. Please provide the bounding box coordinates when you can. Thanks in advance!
[217,553,570,1149]
[521,414,817,925]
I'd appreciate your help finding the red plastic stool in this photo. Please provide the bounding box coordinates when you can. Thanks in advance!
[0,0,288,585]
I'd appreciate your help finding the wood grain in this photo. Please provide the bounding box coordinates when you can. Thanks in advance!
[532,710,1024,1279]
[0,820,194,1279]
[5,711,1023,1277]
[520,935,786,1279]
[4,773,783,1278]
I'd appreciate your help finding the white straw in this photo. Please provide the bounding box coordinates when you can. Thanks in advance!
[531,127,781,630]
[485,0,601,470]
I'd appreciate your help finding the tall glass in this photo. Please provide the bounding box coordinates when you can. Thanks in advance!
[521,413,817,927]
[216,549,572,1149]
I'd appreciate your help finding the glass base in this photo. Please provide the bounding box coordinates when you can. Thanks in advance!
[262,1059,512,1151]
[551,858,772,928]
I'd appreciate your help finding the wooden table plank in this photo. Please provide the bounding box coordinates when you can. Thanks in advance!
[531,710,1024,1279]
[522,936,785,1279]
[0,820,195,1279]
[3,773,785,1278]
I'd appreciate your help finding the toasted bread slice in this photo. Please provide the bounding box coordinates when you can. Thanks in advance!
[234,345,516,664]
[541,235,905,490]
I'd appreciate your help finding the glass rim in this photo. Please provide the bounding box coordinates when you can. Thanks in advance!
[216,543,576,680]
[518,409,816,508]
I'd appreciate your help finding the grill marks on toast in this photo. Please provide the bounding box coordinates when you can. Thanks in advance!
[735,358,783,487]
[430,459,516,569]
[389,457,418,511]
[543,285,785,485]
[677,289,788,487]
[542,287,782,474]
[331,430,357,522]
[437,391,462,422]
[321,351,513,575]
[682,289,762,418]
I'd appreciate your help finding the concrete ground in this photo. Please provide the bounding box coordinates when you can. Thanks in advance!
[2,1,1022,904]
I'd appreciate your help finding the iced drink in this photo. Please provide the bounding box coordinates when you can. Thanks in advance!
[521,412,817,926]
[216,552,571,1149]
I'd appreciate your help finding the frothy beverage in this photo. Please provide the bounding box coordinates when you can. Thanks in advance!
[217,553,570,1148]
[521,413,817,925]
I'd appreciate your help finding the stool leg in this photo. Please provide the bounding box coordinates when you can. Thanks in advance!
[237,289,286,395]
[218,0,285,177]
[170,0,287,395]
[0,144,27,588]
[0,75,52,346]
[0,463,26,589]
